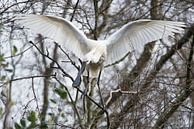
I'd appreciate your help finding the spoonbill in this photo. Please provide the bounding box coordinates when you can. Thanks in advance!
[15,15,185,88]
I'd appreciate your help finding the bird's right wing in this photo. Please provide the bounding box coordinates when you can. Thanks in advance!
[15,14,91,59]
[105,19,186,66]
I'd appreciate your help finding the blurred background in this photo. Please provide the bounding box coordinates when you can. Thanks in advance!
[0,0,194,129]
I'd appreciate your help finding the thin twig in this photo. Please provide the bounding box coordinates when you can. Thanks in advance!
[31,77,40,114]
[29,41,74,81]
[70,0,80,22]
[53,77,84,129]
[55,43,79,71]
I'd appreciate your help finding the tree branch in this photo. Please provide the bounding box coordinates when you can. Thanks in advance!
[152,34,194,129]
[109,23,194,129]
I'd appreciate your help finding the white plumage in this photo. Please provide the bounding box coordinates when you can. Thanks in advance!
[14,14,185,86]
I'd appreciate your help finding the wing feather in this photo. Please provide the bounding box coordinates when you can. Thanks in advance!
[15,14,91,59]
[105,19,186,66]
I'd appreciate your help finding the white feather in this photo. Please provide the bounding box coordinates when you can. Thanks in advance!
[15,14,93,60]
[105,19,186,66]
[14,15,186,79]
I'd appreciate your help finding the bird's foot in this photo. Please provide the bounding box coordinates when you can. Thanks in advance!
[72,75,81,87]
[72,60,87,87]
[80,60,87,73]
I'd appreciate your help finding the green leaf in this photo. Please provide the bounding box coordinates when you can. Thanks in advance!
[0,107,3,116]
[0,55,4,63]
[13,45,18,56]
[14,122,22,129]
[61,112,65,118]
[27,111,36,123]
[54,88,67,99]
[1,62,8,68]
[20,119,26,127]
[40,123,48,129]
[60,84,65,88]
[27,122,36,129]
[0,76,6,81]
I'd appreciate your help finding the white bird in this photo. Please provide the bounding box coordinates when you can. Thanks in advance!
[14,14,185,88]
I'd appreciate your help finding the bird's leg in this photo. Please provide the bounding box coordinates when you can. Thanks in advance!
[87,78,96,96]
[82,68,93,126]
[82,68,89,123]
[85,77,96,125]
[96,69,105,109]
[82,66,96,125]
[72,61,87,87]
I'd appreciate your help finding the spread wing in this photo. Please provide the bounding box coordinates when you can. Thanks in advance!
[15,14,91,59]
[105,19,186,66]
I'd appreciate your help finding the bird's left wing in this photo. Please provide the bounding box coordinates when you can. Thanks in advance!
[14,14,91,59]
[105,19,186,66]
